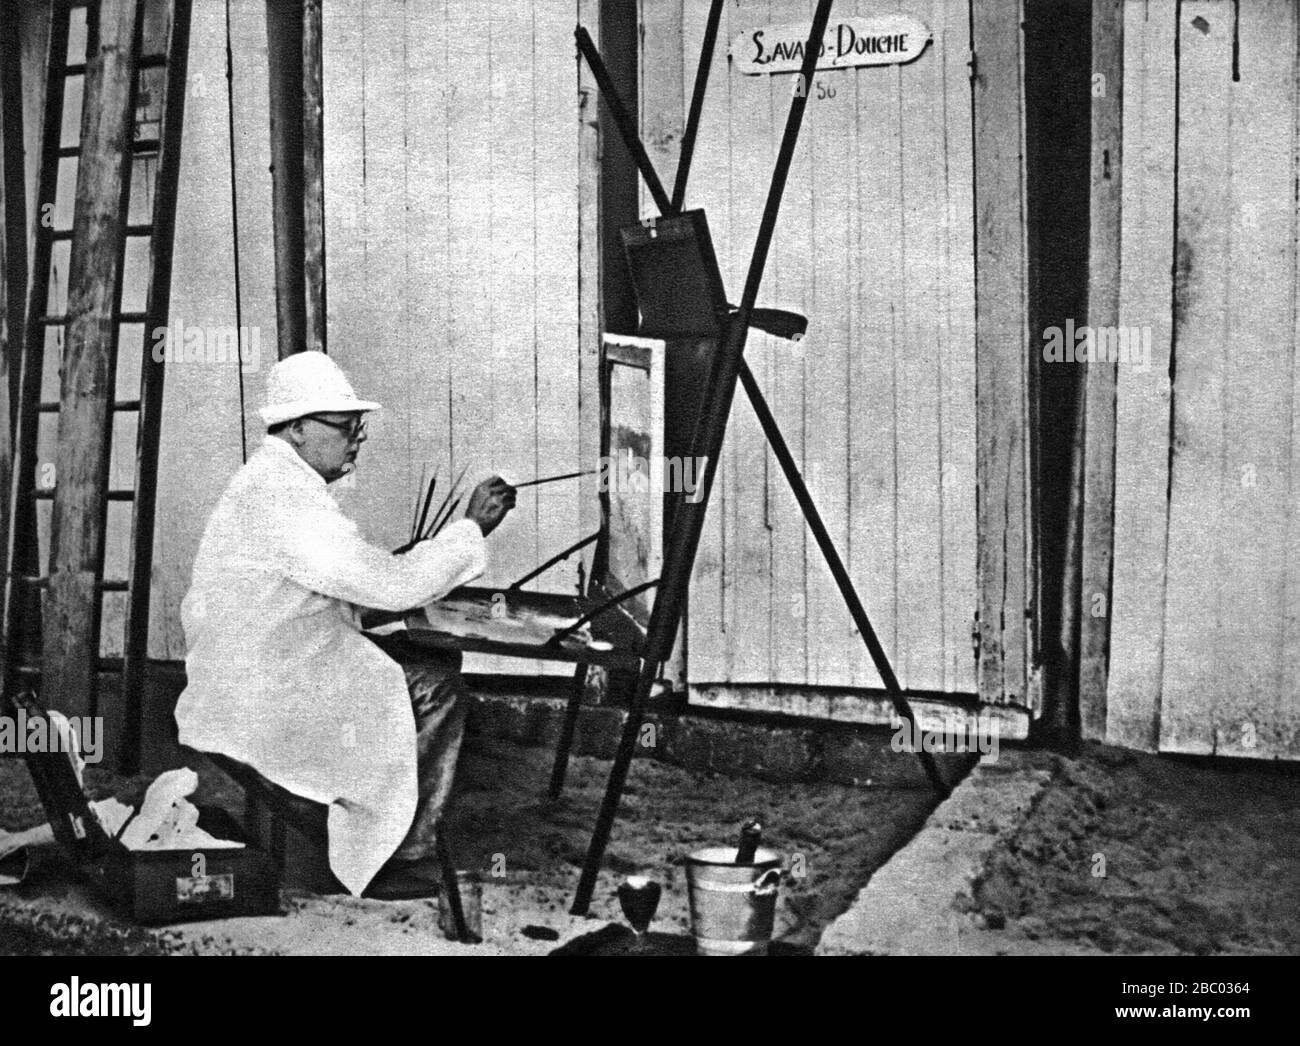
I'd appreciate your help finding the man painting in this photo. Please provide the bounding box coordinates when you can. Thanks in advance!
[174,352,515,897]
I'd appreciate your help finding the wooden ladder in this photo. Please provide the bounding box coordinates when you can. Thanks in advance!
[3,0,192,773]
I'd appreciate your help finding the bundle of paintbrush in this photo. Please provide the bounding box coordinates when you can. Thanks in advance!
[393,464,470,555]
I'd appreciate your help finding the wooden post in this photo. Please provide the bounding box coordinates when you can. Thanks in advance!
[1,0,27,437]
[118,0,194,775]
[1078,0,1125,740]
[971,2,1034,707]
[301,0,325,353]
[576,0,603,600]
[0,0,27,669]
[42,0,140,719]
[265,0,307,358]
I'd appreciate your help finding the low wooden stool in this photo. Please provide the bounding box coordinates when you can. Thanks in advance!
[206,753,476,941]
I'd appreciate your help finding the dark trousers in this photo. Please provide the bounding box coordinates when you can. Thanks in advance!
[366,632,468,862]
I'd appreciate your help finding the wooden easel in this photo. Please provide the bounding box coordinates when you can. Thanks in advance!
[560,0,950,914]
[390,0,948,917]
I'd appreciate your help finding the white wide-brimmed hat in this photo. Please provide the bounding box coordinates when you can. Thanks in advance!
[259,351,381,427]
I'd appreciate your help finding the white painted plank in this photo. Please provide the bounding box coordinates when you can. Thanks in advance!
[1162,0,1297,759]
[761,0,807,685]
[804,0,853,687]
[685,0,733,681]
[1158,0,1233,754]
[532,0,583,598]
[894,0,948,691]
[1106,0,1177,752]
[847,0,903,692]
[937,0,977,694]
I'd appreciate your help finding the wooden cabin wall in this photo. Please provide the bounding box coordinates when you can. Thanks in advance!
[145,0,275,661]
[321,0,583,676]
[1086,0,1300,761]
[642,0,980,700]
[68,0,590,671]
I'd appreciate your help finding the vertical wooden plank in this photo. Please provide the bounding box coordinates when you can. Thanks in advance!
[1158,0,1232,753]
[1162,0,1296,759]
[230,0,276,448]
[302,0,326,352]
[577,0,603,583]
[1078,0,1124,740]
[762,0,805,685]
[970,0,1030,706]
[640,0,684,210]
[445,0,492,509]
[148,0,271,661]
[847,0,902,691]
[321,0,368,445]
[444,0,498,675]
[685,0,731,681]
[399,0,452,545]
[332,0,407,548]
[487,0,540,591]
[264,0,306,358]
[893,0,947,690]
[805,0,852,687]
[0,0,26,663]
[1106,0,1177,751]
[727,0,776,685]
[938,0,978,694]
[19,1,53,267]
[481,0,547,676]
[1285,0,1300,763]
[534,0,582,595]
[44,0,140,718]
[1211,0,1296,760]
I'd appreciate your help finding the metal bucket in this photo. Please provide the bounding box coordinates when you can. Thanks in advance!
[685,846,783,956]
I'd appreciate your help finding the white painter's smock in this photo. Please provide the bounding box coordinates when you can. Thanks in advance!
[174,436,485,894]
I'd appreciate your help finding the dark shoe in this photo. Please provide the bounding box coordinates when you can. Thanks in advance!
[362,858,443,901]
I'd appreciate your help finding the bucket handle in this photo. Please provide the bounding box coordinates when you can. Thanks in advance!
[751,868,782,897]
[696,869,783,895]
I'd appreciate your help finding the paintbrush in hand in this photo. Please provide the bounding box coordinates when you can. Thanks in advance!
[395,464,470,554]
[512,469,596,489]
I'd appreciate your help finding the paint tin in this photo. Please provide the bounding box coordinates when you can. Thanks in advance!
[685,846,783,955]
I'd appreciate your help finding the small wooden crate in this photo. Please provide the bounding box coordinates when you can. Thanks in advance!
[86,807,281,926]
[13,693,280,925]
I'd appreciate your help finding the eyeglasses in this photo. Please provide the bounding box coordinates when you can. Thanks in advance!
[304,414,367,441]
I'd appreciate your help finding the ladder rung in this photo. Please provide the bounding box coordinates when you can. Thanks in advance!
[15,577,130,592]
[58,138,161,160]
[8,661,126,678]
[31,490,135,502]
[49,223,151,243]
[42,313,150,326]
[64,63,87,77]
[38,400,142,413]
[138,54,168,71]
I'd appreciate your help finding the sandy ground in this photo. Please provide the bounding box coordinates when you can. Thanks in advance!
[0,735,942,955]
[959,743,1300,955]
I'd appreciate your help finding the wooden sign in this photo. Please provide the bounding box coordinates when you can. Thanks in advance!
[730,15,931,75]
